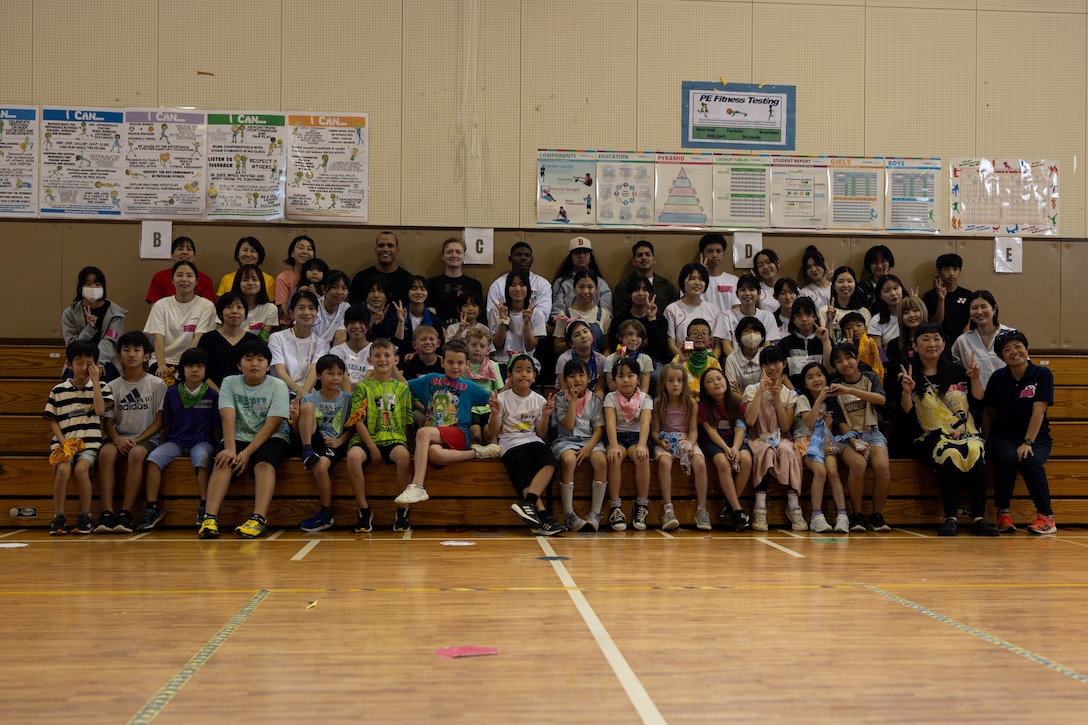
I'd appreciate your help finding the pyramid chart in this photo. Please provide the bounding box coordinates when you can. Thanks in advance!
[657,168,708,224]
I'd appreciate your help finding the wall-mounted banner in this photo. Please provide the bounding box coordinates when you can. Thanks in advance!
[285,112,368,222]
[537,150,597,226]
[206,111,286,221]
[0,106,39,218]
[950,159,1058,236]
[682,81,796,151]
[122,108,206,218]
[39,107,125,217]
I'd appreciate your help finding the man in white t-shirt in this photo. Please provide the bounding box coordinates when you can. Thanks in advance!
[486,242,552,319]
[698,233,740,315]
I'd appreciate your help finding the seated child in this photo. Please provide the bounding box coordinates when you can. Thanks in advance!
[490,354,565,535]
[604,357,654,531]
[344,339,414,532]
[793,362,849,534]
[652,363,710,531]
[604,319,653,393]
[97,332,167,534]
[724,316,765,405]
[141,347,219,530]
[555,319,606,397]
[444,294,490,346]
[671,318,721,397]
[463,327,504,454]
[395,340,493,505]
[297,355,355,532]
[399,324,444,380]
[838,311,884,381]
[697,368,752,531]
[199,340,292,539]
[44,340,114,535]
[329,305,372,392]
[552,359,608,531]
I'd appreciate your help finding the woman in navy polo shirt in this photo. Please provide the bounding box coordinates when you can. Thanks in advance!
[982,330,1056,535]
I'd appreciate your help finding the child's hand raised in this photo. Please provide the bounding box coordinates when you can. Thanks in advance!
[815,325,829,341]
[392,300,407,324]
[88,362,102,384]
[522,301,535,321]
[488,391,500,414]
[646,294,658,319]
[542,392,556,417]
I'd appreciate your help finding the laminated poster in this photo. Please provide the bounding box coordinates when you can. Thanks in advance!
[537,150,597,226]
[122,108,207,218]
[0,106,39,217]
[285,113,368,222]
[206,111,287,220]
[39,107,125,217]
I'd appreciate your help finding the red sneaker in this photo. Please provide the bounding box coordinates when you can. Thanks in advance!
[996,512,1016,533]
[1026,514,1057,536]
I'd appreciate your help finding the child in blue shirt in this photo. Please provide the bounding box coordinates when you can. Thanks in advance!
[297,355,354,532]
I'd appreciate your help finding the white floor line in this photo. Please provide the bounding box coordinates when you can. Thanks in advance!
[0,529,27,538]
[898,528,930,538]
[128,532,152,541]
[291,540,321,561]
[266,529,284,541]
[754,536,805,559]
[401,529,412,540]
[537,538,666,725]
[779,529,805,539]
[655,529,675,539]
[1058,538,1088,548]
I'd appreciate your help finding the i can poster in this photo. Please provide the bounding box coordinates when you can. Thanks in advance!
[122,108,207,218]
[206,111,286,220]
[0,106,39,217]
[39,107,125,216]
[285,112,368,222]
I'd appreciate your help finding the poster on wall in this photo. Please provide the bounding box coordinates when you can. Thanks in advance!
[681,81,796,151]
[122,108,206,218]
[768,156,828,230]
[655,153,713,227]
[827,157,885,231]
[885,157,941,233]
[536,150,597,225]
[206,111,287,221]
[285,112,368,222]
[594,151,655,227]
[0,106,39,217]
[950,158,1058,236]
[711,154,770,228]
[39,106,125,217]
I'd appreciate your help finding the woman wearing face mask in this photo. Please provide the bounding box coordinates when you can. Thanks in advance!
[61,266,127,381]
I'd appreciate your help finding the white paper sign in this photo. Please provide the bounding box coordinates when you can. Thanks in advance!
[732,231,762,268]
[463,228,494,265]
[140,220,172,259]
[994,237,1022,274]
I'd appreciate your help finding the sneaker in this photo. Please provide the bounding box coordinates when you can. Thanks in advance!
[869,512,891,533]
[564,511,588,532]
[661,509,679,531]
[235,514,268,539]
[850,512,868,532]
[137,507,164,532]
[354,508,373,534]
[473,443,501,459]
[49,513,67,536]
[114,510,134,534]
[695,508,712,531]
[1027,514,1057,536]
[395,484,429,505]
[393,507,411,533]
[833,514,851,534]
[535,515,565,536]
[632,503,649,531]
[996,512,1017,533]
[719,503,733,520]
[970,518,999,537]
[93,510,117,534]
[733,509,751,532]
[937,518,958,537]
[510,500,544,527]
[608,506,627,531]
[470,443,487,458]
[751,509,768,532]
[197,502,206,525]
[301,450,320,470]
[300,510,335,533]
[585,511,602,532]
[810,513,832,533]
[198,515,220,539]
[73,513,94,535]
[786,507,807,532]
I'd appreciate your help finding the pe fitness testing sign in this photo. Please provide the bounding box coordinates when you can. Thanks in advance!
[682,81,796,151]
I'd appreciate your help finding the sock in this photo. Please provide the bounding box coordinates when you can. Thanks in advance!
[320,505,333,516]
[560,482,575,514]
[837,509,847,516]
[636,497,649,506]
[786,491,800,511]
[302,445,313,457]
[998,508,1010,514]
[147,501,159,511]
[525,492,539,506]
[591,481,607,514]
[811,510,824,520]
[755,492,767,510]
[610,499,622,509]
[664,503,675,512]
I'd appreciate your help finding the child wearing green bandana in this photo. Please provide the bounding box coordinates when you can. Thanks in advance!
[672,318,721,397]
[140,347,220,531]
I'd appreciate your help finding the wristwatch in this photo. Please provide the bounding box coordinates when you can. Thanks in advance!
[1023,438,1033,446]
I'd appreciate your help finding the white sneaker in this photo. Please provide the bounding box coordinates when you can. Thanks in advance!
[585,511,602,532]
[787,507,807,531]
[833,513,851,534]
[471,443,487,458]
[695,507,712,531]
[395,484,429,505]
[564,511,588,532]
[661,509,680,531]
[483,443,502,458]
[809,512,833,533]
[752,508,768,532]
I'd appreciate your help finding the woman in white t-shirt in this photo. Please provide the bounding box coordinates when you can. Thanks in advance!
[313,270,351,346]
[144,260,217,380]
[664,263,731,359]
[268,290,330,398]
[867,274,905,349]
[798,245,833,310]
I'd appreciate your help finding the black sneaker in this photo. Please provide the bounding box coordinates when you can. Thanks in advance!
[114,510,135,534]
[632,503,649,531]
[196,502,206,525]
[869,513,891,533]
[937,518,958,537]
[301,451,320,470]
[608,506,627,531]
[850,512,868,532]
[535,514,565,536]
[510,500,544,527]
[354,508,374,534]
[719,503,733,520]
[393,507,411,533]
[49,513,68,536]
[733,509,751,532]
[72,513,94,535]
[137,507,164,532]
[93,510,117,534]
[970,518,1000,537]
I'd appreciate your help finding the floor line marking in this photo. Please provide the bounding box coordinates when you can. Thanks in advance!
[538,538,666,725]
[266,529,284,541]
[754,536,805,558]
[865,585,1088,686]
[1058,538,1088,549]
[128,589,271,724]
[0,529,27,538]
[779,529,805,539]
[897,528,930,538]
[128,532,152,541]
[291,540,320,561]
[401,529,412,540]
[655,530,675,539]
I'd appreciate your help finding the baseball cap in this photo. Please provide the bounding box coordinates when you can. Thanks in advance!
[569,236,593,252]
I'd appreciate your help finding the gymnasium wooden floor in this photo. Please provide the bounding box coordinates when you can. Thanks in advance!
[2,523,1086,724]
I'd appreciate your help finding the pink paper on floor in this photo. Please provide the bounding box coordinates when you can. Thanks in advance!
[435,645,500,658]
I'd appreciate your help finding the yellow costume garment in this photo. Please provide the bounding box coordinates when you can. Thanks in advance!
[912,381,984,472]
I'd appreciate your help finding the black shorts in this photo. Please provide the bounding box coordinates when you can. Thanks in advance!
[351,440,407,466]
[471,410,491,429]
[228,437,291,469]
[500,442,556,495]
[310,433,350,465]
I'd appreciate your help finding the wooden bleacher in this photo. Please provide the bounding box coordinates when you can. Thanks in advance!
[2,341,1085,530]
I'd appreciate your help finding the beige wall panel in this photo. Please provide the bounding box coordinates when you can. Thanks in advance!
[753,4,865,155]
[637,1,752,153]
[866,0,975,9]
[754,0,862,5]
[1058,240,1088,349]
[0,0,33,103]
[977,12,1085,236]
[5,222,63,339]
[402,1,521,229]
[521,0,638,228]
[32,0,157,107]
[281,0,402,226]
[979,0,1086,13]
